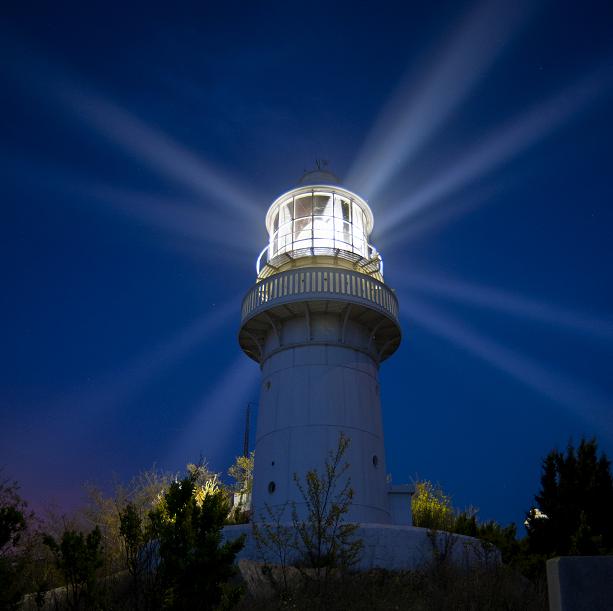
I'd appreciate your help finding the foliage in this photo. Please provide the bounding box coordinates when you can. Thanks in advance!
[227,452,254,524]
[118,502,159,610]
[474,520,520,566]
[410,437,613,583]
[83,466,176,580]
[186,462,219,489]
[228,452,255,495]
[252,502,296,594]
[291,433,363,579]
[526,437,613,557]
[0,475,32,610]
[0,463,248,610]
[13,436,610,607]
[411,480,454,530]
[411,480,532,577]
[118,503,143,583]
[148,472,245,610]
[234,564,547,611]
[0,501,27,556]
[43,526,104,610]
[71,463,242,609]
[452,510,478,537]
[252,434,363,605]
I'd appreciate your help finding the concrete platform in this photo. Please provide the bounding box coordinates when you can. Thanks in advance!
[223,523,497,571]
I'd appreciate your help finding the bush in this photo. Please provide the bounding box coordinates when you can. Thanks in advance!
[148,473,245,610]
[412,481,454,530]
[43,527,103,610]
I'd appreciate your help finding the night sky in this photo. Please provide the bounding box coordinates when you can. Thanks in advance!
[2,1,613,529]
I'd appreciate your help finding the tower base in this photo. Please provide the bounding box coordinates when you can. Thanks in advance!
[223,523,498,572]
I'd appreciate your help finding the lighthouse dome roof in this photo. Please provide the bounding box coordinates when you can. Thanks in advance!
[298,167,340,186]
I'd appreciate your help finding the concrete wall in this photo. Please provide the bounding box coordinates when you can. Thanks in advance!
[251,312,391,524]
[547,556,613,611]
[224,524,498,571]
[388,485,414,526]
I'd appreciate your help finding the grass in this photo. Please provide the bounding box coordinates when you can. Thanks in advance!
[233,562,548,611]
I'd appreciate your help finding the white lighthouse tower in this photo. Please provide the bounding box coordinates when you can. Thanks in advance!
[239,168,405,525]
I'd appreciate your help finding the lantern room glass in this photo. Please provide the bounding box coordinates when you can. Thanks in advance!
[269,191,369,260]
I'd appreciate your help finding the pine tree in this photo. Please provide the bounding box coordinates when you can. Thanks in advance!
[526,437,613,556]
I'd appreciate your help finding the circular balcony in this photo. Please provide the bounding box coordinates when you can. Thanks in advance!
[239,267,401,363]
[256,242,383,280]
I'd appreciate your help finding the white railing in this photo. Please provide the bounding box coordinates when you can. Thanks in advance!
[256,242,382,276]
[241,267,398,323]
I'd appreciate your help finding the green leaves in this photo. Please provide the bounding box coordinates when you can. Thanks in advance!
[148,472,245,610]
[291,433,363,576]
[0,476,31,610]
[412,481,454,530]
[228,451,254,495]
[43,527,103,610]
[253,433,363,602]
[527,437,613,557]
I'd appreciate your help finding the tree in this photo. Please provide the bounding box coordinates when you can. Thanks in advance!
[0,475,31,610]
[0,492,27,556]
[148,472,245,610]
[291,433,363,580]
[252,434,362,603]
[526,437,613,557]
[83,465,177,583]
[228,452,254,523]
[118,502,153,610]
[43,526,103,610]
[228,452,254,495]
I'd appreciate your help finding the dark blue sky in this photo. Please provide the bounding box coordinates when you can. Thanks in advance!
[1,0,612,528]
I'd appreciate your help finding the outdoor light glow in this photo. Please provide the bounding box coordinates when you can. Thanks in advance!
[165,356,259,469]
[55,299,239,429]
[381,184,500,250]
[378,67,612,237]
[86,184,260,259]
[348,0,536,198]
[398,271,613,341]
[524,507,549,528]
[57,87,262,224]
[257,185,379,274]
[400,295,613,439]
[95,300,239,412]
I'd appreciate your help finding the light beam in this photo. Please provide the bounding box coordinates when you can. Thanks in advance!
[378,66,613,237]
[399,294,613,438]
[379,182,500,250]
[2,43,263,225]
[86,184,261,257]
[348,0,535,197]
[56,86,262,224]
[62,298,239,419]
[164,355,259,470]
[397,271,613,342]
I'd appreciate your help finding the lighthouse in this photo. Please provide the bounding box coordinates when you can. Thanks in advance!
[238,168,405,525]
